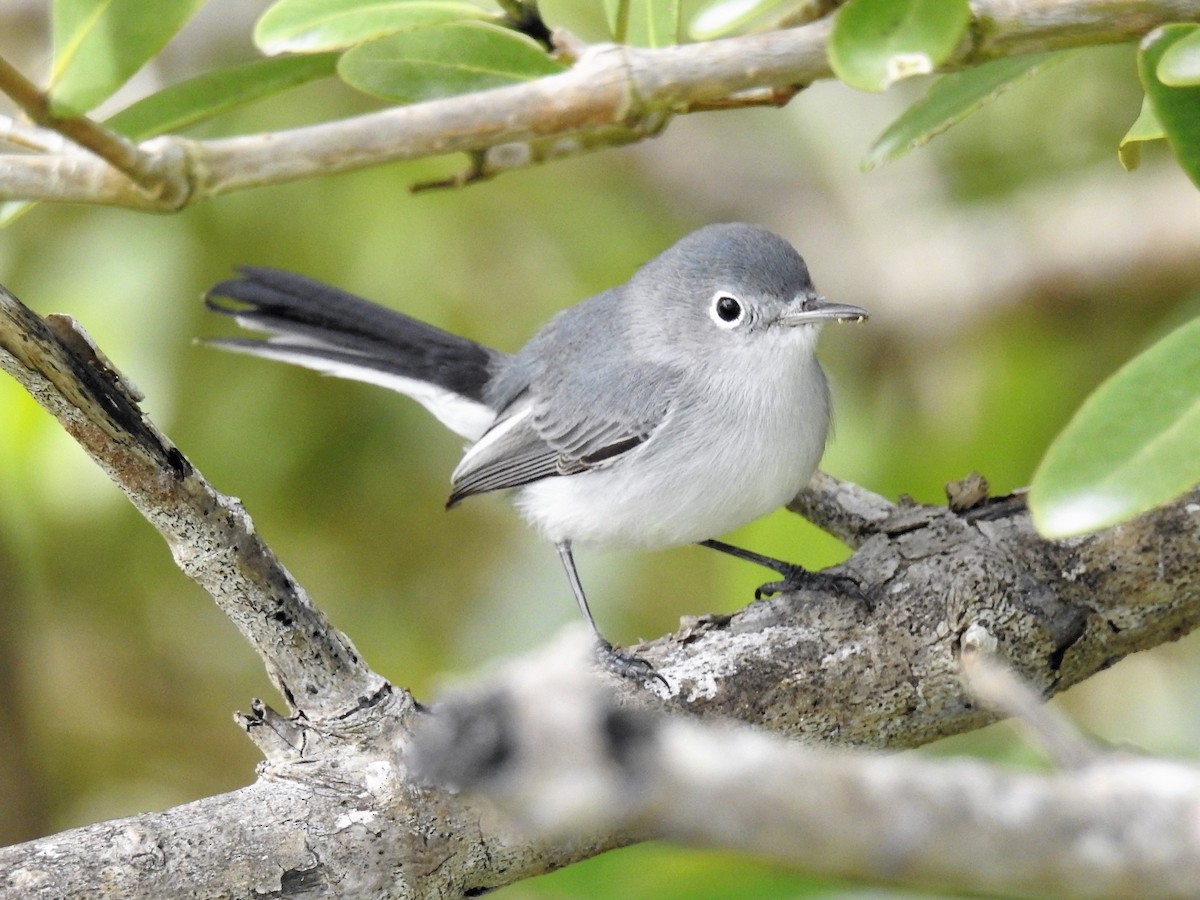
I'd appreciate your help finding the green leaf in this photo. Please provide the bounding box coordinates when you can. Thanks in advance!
[50,0,207,116]
[603,0,681,46]
[830,0,971,92]
[864,52,1065,169]
[1158,24,1200,86]
[1030,315,1200,538]
[255,0,490,55]
[690,0,788,40]
[1139,25,1200,188]
[1118,94,1166,172]
[337,21,565,104]
[103,54,339,140]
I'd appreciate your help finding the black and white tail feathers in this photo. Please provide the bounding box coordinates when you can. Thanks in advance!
[205,267,506,440]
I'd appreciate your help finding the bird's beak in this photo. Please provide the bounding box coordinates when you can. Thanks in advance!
[777,295,869,327]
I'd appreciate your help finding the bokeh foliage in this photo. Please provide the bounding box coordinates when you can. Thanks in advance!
[2,1,1200,897]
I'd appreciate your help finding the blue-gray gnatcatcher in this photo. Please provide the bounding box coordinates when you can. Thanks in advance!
[205,223,868,684]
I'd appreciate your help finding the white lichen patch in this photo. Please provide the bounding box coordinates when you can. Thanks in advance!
[363,760,394,793]
[334,809,378,831]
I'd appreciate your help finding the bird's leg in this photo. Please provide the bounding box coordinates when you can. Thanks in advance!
[697,538,863,601]
[555,541,668,688]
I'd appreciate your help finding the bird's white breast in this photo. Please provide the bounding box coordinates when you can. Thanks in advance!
[513,330,831,549]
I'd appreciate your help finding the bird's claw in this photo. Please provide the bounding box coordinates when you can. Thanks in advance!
[594,639,669,690]
[755,566,868,605]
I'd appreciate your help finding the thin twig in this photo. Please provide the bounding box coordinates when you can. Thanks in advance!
[959,622,1100,768]
[0,54,174,200]
[0,114,68,152]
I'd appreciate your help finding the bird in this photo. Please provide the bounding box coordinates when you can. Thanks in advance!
[204,223,868,685]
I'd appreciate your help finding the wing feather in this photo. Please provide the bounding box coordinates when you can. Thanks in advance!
[447,366,678,506]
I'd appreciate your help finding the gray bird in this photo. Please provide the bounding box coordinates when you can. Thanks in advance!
[205,223,868,684]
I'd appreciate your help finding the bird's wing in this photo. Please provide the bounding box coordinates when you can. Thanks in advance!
[447,366,679,506]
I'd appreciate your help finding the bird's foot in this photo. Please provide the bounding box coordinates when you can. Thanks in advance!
[697,539,872,608]
[755,564,871,612]
[754,563,862,599]
[594,639,669,690]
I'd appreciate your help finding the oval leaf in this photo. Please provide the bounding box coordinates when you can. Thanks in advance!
[865,51,1066,169]
[255,0,490,55]
[690,0,788,40]
[1030,315,1200,538]
[104,54,338,140]
[830,0,971,93]
[338,21,564,104]
[1140,25,1200,189]
[51,0,207,115]
[1158,24,1200,86]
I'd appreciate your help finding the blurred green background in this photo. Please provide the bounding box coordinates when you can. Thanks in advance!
[3,2,1200,896]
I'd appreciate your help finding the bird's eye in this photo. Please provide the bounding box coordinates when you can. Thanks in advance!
[710,294,745,328]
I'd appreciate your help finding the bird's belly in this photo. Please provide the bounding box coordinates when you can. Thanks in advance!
[514,369,830,548]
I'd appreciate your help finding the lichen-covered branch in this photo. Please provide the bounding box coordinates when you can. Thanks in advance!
[0,283,385,723]
[636,472,1200,748]
[1,0,1197,210]
[0,753,624,900]
[413,636,1200,899]
[1,273,1198,894]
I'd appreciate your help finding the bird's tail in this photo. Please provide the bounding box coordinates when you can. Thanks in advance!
[205,267,505,440]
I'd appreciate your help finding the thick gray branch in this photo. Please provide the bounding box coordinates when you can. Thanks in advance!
[0,740,620,900]
[412,637,1200,899]
[0,284,386,723]
[634,474,1200,748]
[1,0,1197,209]
[1,274,1198,896]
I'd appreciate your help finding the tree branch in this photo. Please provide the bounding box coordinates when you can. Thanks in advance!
[0,288,386,724]
[639,469,1200,748]
[412,635,1200,899]
[0,56,182,204]
[959,625,1100,768]
[0,755,627,899]
[1,0,1196,210]
[0,270,1197,893]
